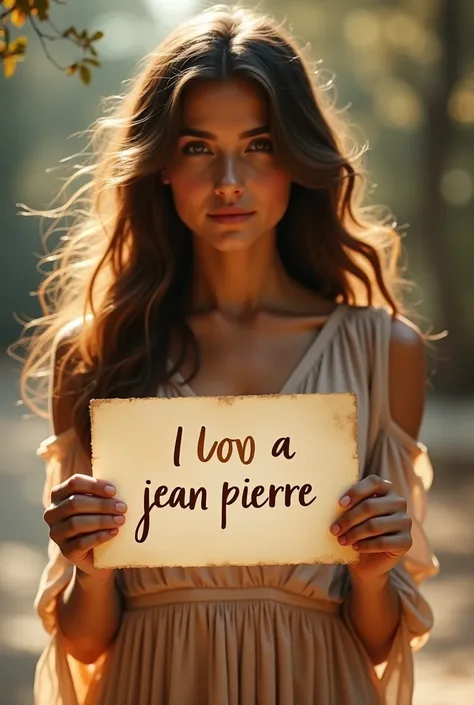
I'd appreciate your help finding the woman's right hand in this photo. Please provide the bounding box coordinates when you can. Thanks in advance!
[44,474,127,579]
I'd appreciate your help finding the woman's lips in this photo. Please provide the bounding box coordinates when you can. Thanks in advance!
[208,211,256,225]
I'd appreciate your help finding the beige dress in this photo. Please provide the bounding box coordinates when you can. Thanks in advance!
[33,305,438,705]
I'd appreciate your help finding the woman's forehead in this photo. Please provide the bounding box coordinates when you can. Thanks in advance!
[180,78,270,133]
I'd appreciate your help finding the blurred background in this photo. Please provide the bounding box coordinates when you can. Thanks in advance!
[0,1,473,703]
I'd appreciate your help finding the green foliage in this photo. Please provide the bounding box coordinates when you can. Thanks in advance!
[0,0,103,83]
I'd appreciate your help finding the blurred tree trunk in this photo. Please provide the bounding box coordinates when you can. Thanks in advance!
[419,0,472,392]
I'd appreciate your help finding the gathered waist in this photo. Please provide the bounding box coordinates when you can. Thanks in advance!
[124,586,341,615]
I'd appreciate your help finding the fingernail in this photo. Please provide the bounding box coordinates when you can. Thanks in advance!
[339,496,351,507]
[115,502,127,513]
[338,536,347,545]
[331,524,340,535]
[104,485,116,496]
[114,515,126,524]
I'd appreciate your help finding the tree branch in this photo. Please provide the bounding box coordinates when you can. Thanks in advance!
[28,14,65,71]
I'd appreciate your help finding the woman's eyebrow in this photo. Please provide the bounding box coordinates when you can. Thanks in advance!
[180,125,271,139]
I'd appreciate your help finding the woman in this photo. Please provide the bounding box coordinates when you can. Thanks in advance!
[20,6,438,705]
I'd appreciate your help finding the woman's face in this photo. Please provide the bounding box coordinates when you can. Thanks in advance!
[163,77,292,252]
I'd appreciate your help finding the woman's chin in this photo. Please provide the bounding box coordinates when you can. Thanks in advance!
[202,229,258,253]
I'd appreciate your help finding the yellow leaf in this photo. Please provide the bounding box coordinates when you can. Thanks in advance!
[79,65,91,85]
[11,36,28,54]
[11,10,27,28]
[3,0,16,11]
[4,56,17,79]
[0,41,5,53]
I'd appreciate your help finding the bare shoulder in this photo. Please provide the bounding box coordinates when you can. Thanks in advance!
[388,315,426,374]
[387,315,426,439]
[51,316,89,434]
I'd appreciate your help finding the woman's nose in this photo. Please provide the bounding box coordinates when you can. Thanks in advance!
[213,156,244,198]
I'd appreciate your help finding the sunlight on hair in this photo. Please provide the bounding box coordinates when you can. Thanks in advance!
[13,4,410,435]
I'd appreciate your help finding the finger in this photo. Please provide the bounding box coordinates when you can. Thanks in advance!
[337,513,411,547]
[339,475,394,510]
[331,495,407,537]
[50,474,116,504]
[50,513,126,543]
[64,529,119,563]
[44,494,127,526]
[352,532,412,555]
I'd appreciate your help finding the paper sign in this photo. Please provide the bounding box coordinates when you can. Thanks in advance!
[91,394,359,569]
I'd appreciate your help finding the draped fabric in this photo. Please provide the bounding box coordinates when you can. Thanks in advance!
[34,305,438,705]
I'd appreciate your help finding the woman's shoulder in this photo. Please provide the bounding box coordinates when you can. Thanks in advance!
[339,305,425,388]
[345,305,427,428]
[344,304,423,347]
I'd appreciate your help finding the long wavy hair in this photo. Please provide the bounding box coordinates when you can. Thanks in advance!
[16,4,409,450]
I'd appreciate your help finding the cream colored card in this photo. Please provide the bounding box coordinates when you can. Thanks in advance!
[91,394,359,569]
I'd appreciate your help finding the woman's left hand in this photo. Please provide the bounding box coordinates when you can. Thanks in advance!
[330,475,413,581]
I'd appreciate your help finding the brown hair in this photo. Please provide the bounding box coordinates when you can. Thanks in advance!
[16,4,407,449]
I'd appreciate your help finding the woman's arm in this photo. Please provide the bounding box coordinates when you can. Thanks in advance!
[58,568,122,664]
[348,571,401,665]
[346,316,427,664]
[50,327,124,663]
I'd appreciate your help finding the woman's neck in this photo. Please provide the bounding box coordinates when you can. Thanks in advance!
[191,232,295,319]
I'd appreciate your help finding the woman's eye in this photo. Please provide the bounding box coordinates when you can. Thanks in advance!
[248,138,273,153]
[182,142,211,155]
